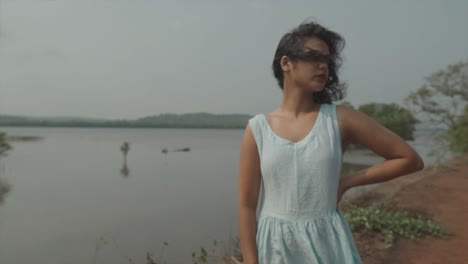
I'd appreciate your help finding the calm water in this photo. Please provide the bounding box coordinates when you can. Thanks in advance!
[0,126,440,264]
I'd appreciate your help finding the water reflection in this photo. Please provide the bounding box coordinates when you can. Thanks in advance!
[120,142,131,178]
[0,178,11,205]
[120,163,130,178]
[0,131,12,205]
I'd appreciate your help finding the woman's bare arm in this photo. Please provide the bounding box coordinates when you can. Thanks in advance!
[338,105,425,191]
[237,123,261,264]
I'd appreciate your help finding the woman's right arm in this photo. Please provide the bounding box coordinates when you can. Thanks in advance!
[238,123,261,264]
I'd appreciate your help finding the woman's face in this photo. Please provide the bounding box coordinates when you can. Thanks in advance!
[284,37,331,92]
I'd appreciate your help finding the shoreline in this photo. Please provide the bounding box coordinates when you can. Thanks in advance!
[344,153,468,264]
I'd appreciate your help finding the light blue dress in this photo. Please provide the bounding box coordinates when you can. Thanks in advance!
[248,103,363,264]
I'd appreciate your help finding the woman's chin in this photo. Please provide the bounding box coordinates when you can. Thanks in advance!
[307,84,325,92]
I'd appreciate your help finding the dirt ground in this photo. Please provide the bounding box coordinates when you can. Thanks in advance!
[345,154,468,264]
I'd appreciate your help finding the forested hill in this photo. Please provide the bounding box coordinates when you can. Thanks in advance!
[0,113,253,129]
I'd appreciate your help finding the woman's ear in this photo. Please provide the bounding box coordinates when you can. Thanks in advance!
[280,56,292,72]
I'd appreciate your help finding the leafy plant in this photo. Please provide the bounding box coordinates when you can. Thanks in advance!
[405,61,468,158]
[192,239,220,264]
[344,204,449,247]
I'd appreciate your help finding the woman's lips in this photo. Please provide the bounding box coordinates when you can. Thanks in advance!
[314,74,327,81]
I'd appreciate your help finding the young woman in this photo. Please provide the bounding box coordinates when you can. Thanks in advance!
[237,21,424,264]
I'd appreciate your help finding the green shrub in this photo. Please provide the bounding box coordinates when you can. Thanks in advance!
[447,104,468,154]
[344,204,449,247]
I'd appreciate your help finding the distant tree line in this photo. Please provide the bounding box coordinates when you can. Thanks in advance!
[0,105,421,141]
[3,60,466,152]
[0,113,253,129]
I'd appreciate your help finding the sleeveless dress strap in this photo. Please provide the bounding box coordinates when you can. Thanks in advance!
[248,114,266,219]
[327,103,343,158]
[248,115,264,155]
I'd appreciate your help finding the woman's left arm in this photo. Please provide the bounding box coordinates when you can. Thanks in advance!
[337,105,424,193]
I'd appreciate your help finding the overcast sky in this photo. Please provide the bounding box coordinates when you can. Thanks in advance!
[1,0,467,119]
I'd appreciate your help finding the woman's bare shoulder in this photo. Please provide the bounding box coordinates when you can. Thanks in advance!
[335,104,354,142]
[335,104,354,118]
[335,104,369,129]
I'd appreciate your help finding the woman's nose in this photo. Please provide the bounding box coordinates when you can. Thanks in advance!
[318,62,328,70]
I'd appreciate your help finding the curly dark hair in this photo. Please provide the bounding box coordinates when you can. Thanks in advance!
[272,21,347,104]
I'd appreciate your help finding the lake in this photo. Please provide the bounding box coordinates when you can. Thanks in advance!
[0,126,441,264]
